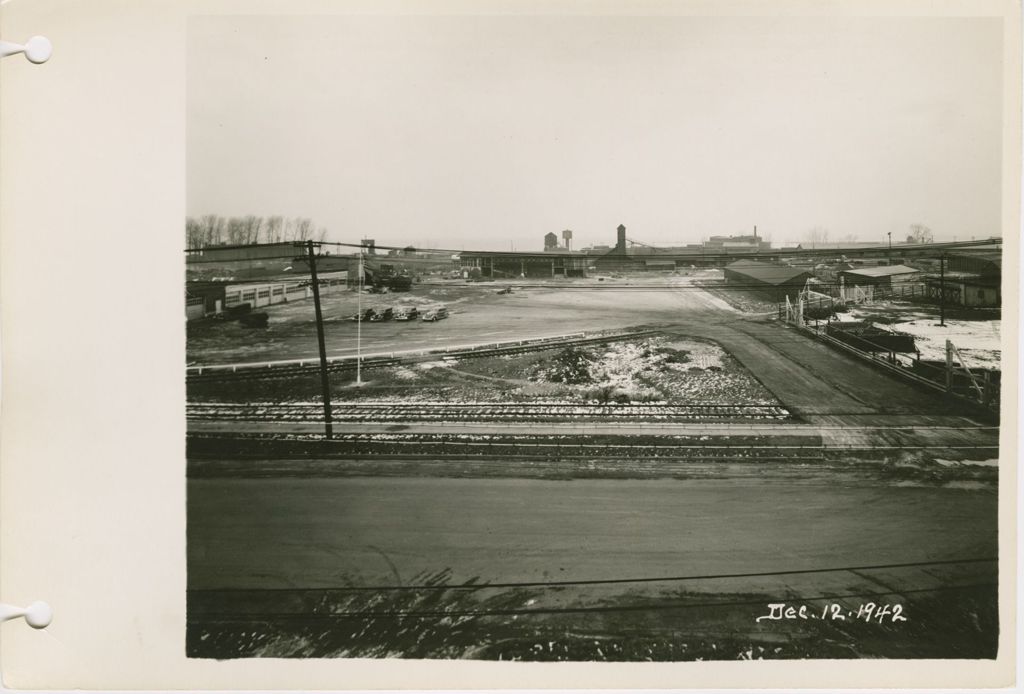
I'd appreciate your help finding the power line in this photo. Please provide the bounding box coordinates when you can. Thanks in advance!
[184,237,1001,261]
[183,277,956,295]
[184,254,313,265]
[188,557,996,594]
[192,582,997,620]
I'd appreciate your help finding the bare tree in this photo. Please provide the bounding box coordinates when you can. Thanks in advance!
[187,214,324,246]
[906,224,933,244]
[289,217,315,242]
[265,215,284,243]
[283,217,297,241]
[240,215,264,244]
[199,214,224,246]
[226,217,247,244]
[185,216,204,248]
[807,226,829,248]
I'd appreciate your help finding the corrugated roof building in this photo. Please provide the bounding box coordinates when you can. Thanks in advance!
[723,260,811,301]
[839,264,923,289]
[946,252,1001,277]
[925,252,1002,307]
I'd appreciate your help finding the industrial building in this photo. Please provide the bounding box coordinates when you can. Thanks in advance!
[459,249,588,278]
[185,241,301,264]
[702,230,772,254]
[839,265,923,291]
[925,252,1002,307]
[458,229,603,276]
[185,241,353,281]
[723,260,812,301]
[460,228,588,277]
[590,224,707,272]
[185,274,347,320]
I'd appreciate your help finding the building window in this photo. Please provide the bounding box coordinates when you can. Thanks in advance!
[978,289,985,299]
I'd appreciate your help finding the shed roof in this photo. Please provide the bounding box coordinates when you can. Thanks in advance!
[947,252,1002,271]
[724,260,811,285]
[840,264,921,278]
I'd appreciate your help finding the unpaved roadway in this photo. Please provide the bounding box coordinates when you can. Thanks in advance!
[186,278,1001,659]
[188,476,996,594]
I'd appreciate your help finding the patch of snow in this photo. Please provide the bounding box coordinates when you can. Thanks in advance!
[392,366,418,380]
[829,309,1001,369]
[934,458,999,468]
[887,319,1001,368]
[418,360,455,370]
[664,338,726,369]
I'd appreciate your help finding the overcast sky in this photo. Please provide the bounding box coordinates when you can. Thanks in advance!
[187,14,1003,251]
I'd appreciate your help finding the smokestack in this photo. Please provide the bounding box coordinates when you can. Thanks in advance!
[616,224,626,252]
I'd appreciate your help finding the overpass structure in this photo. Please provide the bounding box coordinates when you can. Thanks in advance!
[456,238,1001,277]
[186,238,1002,281]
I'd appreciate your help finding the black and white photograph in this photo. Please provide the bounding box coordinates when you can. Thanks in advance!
[184,10,1007,665]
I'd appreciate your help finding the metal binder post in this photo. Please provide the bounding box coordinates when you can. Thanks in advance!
[0,602,52,629]
[0,31,53,634]
[0,36,52,63]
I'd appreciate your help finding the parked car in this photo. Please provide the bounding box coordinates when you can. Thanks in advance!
[369,307,394,322]
[393,306,420,321]
[348,308,376,322]
[421,306,449,321]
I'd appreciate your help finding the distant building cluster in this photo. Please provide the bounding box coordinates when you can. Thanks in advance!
[458,224,781,278]
[185,225,1003,321]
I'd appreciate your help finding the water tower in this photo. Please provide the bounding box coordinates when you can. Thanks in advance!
[562,229,573,250]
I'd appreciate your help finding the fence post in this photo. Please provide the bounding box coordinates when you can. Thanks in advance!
[945,339,953,392]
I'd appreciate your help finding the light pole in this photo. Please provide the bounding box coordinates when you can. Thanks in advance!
[939,253,946,327]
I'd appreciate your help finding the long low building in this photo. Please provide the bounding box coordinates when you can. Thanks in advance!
[185,274,348,320]
[924,251,1002,307]
[460,250,589,278]
[723,260,812,301]
[838,264,924,289]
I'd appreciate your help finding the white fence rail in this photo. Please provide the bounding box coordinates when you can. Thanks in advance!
[223,279,347,310]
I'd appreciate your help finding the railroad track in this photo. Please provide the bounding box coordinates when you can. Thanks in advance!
[186,329,662,383]
[186,402,791,422]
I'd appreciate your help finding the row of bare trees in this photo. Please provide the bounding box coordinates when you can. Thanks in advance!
[805,227,859,246]
[806,224,933,247]
[186,215,327,248]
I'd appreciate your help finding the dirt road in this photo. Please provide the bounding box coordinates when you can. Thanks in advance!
[188,475,996,592]
[189,279,986,419]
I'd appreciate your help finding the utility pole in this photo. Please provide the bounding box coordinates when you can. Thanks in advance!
[356,250,364,386]
[939,253,946,327]
[305,240,333,439]
[887,231,892,263]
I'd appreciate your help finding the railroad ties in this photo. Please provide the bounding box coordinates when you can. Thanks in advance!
[186,402,791,423]
[186,330,663,384]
